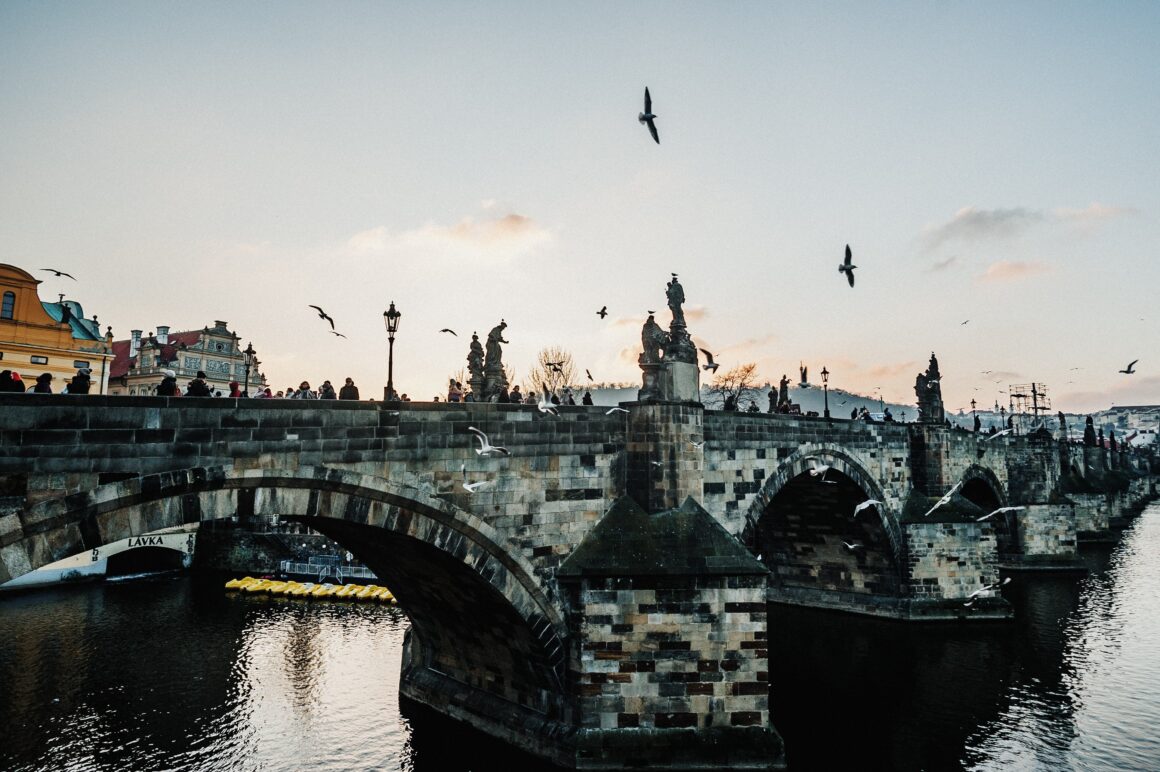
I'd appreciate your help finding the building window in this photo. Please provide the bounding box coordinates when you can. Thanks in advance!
[73,360,90,369]
[1,291,13,320]
[31,355,48,365]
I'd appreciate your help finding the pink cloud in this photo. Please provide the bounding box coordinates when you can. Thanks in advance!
[979,260,1051,283]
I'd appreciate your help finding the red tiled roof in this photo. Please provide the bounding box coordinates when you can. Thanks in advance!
[110,330,203,378]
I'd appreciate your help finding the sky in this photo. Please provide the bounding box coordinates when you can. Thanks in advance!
[2,2,1158,413]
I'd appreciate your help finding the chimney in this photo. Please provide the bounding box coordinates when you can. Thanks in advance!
[156,325,170,344]
[130,329,142,358]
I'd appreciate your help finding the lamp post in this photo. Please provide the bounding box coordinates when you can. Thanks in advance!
[242,342,256,398]
[971,398,977,432]
[821,366,830,420]
[383,301,402,401]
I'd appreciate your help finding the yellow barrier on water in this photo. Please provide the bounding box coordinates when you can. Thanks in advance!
[225,578,394,603]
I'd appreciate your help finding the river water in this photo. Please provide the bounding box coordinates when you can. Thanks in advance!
[3,504,1160,771]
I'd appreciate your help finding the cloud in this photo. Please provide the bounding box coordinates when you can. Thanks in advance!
[978,260,1051,283]
[922,202,1133,253]
[866,361,919,378]
[345,211,552,263]
[1053,202,1136,223]
[921,207,1045,251]
[610,305,708,328]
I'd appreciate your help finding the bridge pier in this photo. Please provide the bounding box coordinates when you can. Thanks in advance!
[558,496,785,770]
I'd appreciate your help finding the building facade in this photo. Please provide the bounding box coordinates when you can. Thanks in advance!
[0,264,114,392]
[109,321,267,397]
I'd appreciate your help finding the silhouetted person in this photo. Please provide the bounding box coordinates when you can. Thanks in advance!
[339,378,360,400]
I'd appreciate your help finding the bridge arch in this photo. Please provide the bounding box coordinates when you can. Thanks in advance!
[742,445,904,597]
[6,464,568,714]
[958,464,1007,512]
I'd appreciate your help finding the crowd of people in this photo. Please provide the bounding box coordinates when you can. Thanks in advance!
[438,380,594,406]
[0,367,372,400]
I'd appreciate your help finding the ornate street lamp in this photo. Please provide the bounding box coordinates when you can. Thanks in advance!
[383,301,402,401]
[971,397,978,432]
[821,366,830,420]
[242,342,256,397]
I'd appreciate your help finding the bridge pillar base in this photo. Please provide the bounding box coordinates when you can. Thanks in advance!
[574,726,784,770]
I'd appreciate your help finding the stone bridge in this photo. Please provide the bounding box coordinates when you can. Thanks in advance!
[0,394,1154,769]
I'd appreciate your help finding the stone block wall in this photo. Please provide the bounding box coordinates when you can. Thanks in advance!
[565,574,781,768]
[1071,493,1110,535]
[904,522,998,601]
[1016,504,1077,562]
[623,402,703,513]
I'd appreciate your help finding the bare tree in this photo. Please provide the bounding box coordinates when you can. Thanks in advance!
[526,346,577,395]
[704,363,763,411]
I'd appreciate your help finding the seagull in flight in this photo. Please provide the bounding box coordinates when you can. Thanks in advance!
[842,541,864,552]
[41,268,76,280]
[538,385,559,415]
[689,440,705,450]
[329,331,347,338]
[586,369,593,381]
[1119,359,1139,375]
[805,457,832,482]
[977,506,1024,522]
[853,499,882,518]
[463,480,490,493]
[308,305,335,330]
[606,407,629,415]
[984,428,1013,441]
[597,306,608,319]
[439,328,457,336]
[699,349,719,373]
[467,426,509,456]
[639,86,659,144]
[961,320,970,325]
[921,481,963,518]
[838,244,856,287]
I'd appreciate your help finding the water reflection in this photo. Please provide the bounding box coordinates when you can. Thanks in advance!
[3,505,1160,771]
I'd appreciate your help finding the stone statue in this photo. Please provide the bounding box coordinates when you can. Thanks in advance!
[666,274,685,328]
[799,363,807,386]
[1057,411,1067,439]
[778,374,790,407]
[1109,429,1117,452]
[467,332,484,381]
[640,314,668,364]
[1083,416,1096,447]
[767,388,776,413]
[485,320,508,369]
[914,352,945,424]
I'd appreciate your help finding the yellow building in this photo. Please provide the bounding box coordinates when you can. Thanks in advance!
[0,264,114,393]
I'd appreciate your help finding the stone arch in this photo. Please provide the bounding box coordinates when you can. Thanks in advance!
[742,445,904,598]
[743,445,901,563]
[5,464,568,710]
[959,464,1007,513]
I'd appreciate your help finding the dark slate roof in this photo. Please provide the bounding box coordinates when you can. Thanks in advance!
[556,495,768,578]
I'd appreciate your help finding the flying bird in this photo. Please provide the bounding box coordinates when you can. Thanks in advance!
[606,407,629,415]
[538,385,559,415]
[467,426,509,456]
[838,244,856,287]
[961,320,970,325]
[689,440,705,450]
[308,305,335,330]
[853,499,882,518]
[805,457,832,482]
[329,331,347,338]
[597,306,608,319]
[639,86,659,144]
[440,328,457,336]
[921,481,963,518]
[699,349,719,373]
[41,268,76,280]
[842,541,864,551]
[463,480,490,494]
[586,369,593,381]
[984,429,1013,441]
[977,506,1024,522]
[1119,359,1138,375]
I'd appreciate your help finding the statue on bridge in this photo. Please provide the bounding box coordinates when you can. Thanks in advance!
[483,320,509,401]
[467,332,485,397]
[639,314,668,364]
[1083,415,1097,447]
[914,352,945,424]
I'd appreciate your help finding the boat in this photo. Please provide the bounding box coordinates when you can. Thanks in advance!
[288,582,316,597]
[310,583,338,598]
[224,576,257,590]
[334,584,363,600]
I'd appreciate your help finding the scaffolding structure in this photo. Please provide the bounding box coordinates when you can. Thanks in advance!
[1008,382,1051,432]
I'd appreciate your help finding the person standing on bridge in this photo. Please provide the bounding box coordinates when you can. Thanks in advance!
[0,370,21,392]
[339,377,359,400]
[29,372,53,393]
[68,367,92,394]
[157,370,180,397]
[186,371,212,397]
[293,381,317,399]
